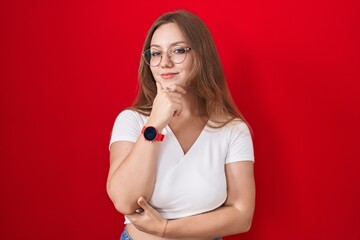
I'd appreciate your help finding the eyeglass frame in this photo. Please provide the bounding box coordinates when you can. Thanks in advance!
[142,46,192,67]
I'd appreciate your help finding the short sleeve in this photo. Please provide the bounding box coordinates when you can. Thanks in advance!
[109,110,142,148]
[225,121,254,163]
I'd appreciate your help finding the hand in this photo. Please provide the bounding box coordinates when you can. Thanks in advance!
[148,82,186,129]
[126,197,168,237]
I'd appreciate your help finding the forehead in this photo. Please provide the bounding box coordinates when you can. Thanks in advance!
[150,23,186,47]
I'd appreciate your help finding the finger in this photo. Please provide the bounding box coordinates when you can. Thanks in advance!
[137,196,150,210]
[170,100,182,107]
[155,81,163,93]
[168,92,183,99]
[167,85,187,94]
[167,97,183,106]
[125,214,136,222]
[125,214,144,231]
[171,103,183,116]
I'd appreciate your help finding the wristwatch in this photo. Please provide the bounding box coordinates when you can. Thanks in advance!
[141,126,165,142]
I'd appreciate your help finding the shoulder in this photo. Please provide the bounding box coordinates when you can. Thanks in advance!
[117,109,139,118]
[111,109,149,132]
[110,109,147,146]
[224,119,255,163]
[225,119,252,141]
[207,118,251,134]
[226,119,251,133]
[115,109,147,122]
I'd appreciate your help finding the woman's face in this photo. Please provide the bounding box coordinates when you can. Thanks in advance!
[149,23,194,89]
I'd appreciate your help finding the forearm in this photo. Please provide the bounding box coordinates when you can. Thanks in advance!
[107,136,160,214]
[165,204,253,239]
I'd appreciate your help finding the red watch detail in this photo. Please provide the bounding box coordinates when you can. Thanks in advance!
[141,126,165,141]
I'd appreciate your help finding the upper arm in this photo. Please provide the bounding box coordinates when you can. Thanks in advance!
[107,110,141,185]
[107,141,135,187]
[224,161,255,220]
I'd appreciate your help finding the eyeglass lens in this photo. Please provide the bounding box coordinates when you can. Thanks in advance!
[143,46,190,67]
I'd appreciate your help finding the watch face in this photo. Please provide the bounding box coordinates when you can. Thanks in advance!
[144,126,157,141]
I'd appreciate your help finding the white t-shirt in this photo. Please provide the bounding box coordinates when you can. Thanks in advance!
[110,110,254,222]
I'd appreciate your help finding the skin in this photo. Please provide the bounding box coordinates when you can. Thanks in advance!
[107,23,255,240]
[149,22,194,91]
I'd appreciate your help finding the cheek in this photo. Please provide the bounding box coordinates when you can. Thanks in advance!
[150,67,158,78]
[183,55,194,71]
[183,60,194,74]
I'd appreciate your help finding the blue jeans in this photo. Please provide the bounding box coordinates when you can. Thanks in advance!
[120,227,222,240]
[120,227,132,240]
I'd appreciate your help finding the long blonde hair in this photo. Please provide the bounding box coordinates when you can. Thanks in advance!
[131,10,248,127]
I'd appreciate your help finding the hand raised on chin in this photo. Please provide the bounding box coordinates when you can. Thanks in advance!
[147,81,187,130]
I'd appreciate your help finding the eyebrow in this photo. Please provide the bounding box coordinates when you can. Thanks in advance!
[150,41,187,48]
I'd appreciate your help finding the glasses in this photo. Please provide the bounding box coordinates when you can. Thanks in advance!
[143,46,192,67]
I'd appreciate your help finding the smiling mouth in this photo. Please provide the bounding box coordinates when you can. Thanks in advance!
[161,73,178,79]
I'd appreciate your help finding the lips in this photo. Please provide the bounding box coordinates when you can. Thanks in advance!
[161,72,178,79]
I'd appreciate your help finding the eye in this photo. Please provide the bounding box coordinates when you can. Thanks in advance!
[172,47,186,55]
[151,50,162,58]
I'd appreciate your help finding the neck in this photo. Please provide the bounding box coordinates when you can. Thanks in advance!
[179,91,203,117]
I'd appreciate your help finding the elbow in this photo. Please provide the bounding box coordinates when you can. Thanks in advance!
[242,219,253,233]
[232,202,255,233]
[232,207,254,234]
[106,182,138,215]
[234,217,252,234]
[113,200,138,215]
[238,215,253,233]
[108,195,138,215]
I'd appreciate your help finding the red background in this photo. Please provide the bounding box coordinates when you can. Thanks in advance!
[1,0,360,239]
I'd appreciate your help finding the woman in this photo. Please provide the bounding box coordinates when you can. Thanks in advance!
[107,10,255,240]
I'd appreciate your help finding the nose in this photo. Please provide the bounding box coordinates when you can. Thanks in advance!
[160,53,173,68]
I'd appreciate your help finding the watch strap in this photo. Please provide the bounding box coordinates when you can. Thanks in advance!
[141,126,165,141]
